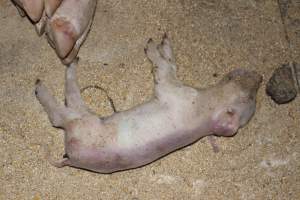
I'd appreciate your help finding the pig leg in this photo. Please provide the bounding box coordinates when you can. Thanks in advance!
[145,36,185,101]
[207,136,220,153]
[145,37,178,86]
[65,58,90,114]
[35,80,80,128]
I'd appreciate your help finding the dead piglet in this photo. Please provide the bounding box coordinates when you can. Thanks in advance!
[35,36,262,173]
[45,0,97,64]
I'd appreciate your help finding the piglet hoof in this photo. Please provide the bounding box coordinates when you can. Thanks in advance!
[146,38,156,50]
[158,33,174,63]
[161,33,169,45]
[145,38,160,61]
[144,38,154,53]
[35,79,41,85]
[34,79,41,95]
[163,32,168,39]
[207,136,220,153]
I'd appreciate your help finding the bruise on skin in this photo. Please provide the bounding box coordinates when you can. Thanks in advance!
[52,18,76,38]
[50,17,77,58]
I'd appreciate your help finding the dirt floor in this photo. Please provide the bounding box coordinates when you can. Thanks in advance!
[0,0,299,199]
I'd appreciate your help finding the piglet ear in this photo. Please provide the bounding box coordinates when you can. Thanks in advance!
[211,108,240,137]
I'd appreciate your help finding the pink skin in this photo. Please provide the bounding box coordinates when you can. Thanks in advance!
[11,0,62,22]
[35,35,262,173]
[45,0,97,64]
[11,0,44,22]
[11,0,96,65]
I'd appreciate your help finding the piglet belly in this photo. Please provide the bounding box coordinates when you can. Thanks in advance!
[116,126,207,170]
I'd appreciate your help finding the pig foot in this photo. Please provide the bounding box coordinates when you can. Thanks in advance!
[35,79,81,128]
[35,58,100,128]
[145,35,177,83]
[145,35,188,101]
[39,140,70,168]
[49,158,70,168]
[158,33,175,64]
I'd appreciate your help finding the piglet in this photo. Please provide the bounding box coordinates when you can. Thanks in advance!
[35,36,262,173]
[11,0,97,65]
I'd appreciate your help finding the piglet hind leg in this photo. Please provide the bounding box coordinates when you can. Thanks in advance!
[35,75,85,167]
[35,79,81,128]
[65,58,91,114]
[35,80,66,128]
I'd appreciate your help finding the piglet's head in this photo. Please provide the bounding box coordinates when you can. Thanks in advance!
[210,69,262,137]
